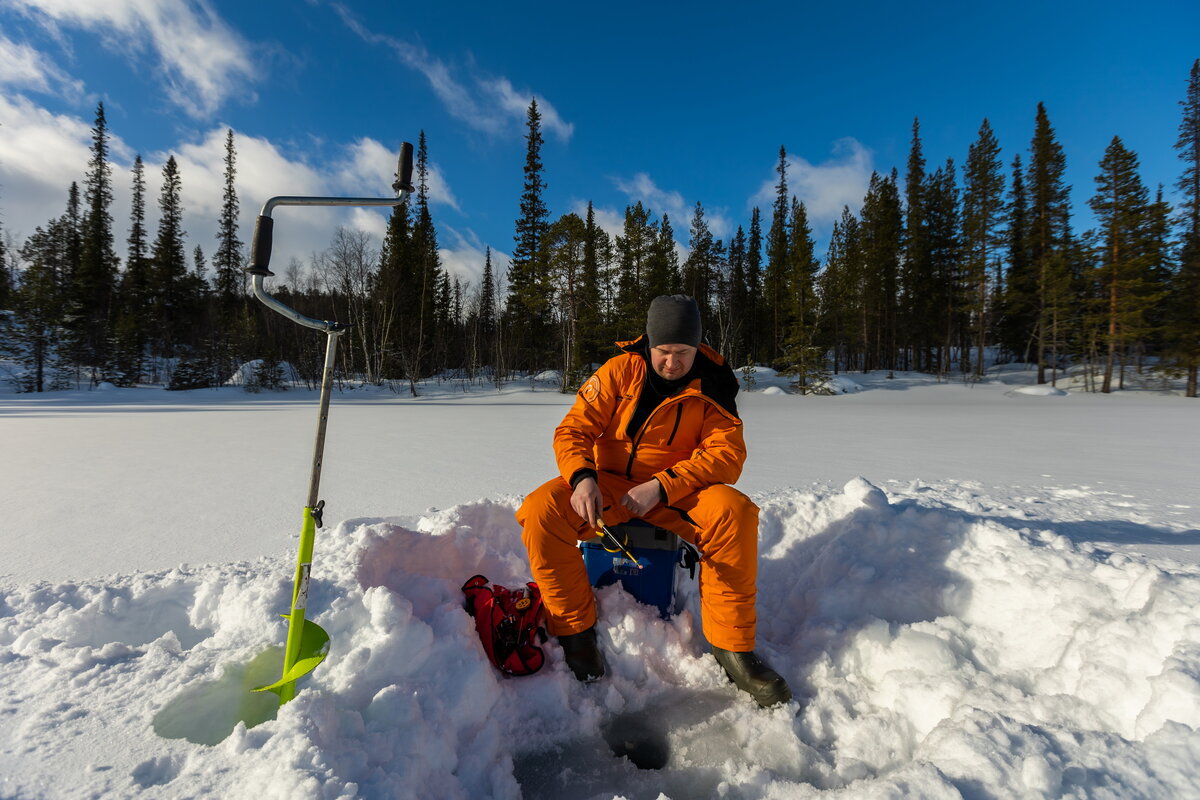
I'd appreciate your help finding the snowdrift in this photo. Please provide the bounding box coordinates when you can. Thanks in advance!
[2,480,1199,798]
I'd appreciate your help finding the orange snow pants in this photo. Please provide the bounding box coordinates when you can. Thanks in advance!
[517,473,759,651]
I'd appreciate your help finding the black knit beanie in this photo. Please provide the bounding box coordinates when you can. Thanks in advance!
[646,295,702,348]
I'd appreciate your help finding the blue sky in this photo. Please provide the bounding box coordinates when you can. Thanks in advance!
[1,0,1197,289]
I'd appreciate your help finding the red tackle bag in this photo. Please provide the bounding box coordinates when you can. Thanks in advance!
[461,574,547,676]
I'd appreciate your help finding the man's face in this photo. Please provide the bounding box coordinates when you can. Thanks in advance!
[650,344,697,381]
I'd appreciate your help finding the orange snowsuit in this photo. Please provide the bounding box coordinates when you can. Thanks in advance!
[516,336,759,651]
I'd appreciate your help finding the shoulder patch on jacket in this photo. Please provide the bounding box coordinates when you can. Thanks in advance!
[581,374,601,404]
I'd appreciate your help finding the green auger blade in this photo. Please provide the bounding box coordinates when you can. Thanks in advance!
[251,617,330,696]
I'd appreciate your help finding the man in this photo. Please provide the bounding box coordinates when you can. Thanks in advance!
[516,295,791,708]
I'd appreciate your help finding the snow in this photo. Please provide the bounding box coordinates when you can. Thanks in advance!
[2,368,1199,798]
[1012,385,1069,397]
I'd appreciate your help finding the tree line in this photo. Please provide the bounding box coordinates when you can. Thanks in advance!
[2,60,1199,396]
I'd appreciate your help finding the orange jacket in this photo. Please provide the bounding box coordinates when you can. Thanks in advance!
[553,336,746,505]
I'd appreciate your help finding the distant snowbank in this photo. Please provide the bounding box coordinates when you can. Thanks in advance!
[1012,384,1069,396]
[3,481,1198,797]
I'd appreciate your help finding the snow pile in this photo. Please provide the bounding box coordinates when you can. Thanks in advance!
[819,375,863,394]
[1012,385,1069,397]
[224,360,303,388]
[3,480,1199,798]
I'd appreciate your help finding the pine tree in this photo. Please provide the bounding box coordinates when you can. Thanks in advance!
[727,224,750,365]
[926,159,963,373]
[1000,154,1035,361]
[507,99,552,369]
[0,203,9,311]
[644,211,680,300]
[14,215,75,391]
[902,118,932,370]
[1090,137,1156,393]
[69,103,119,374]
[962,119,1005,376]
[784,198,824,391]
[476,245,497,373]
[859,171,904,372]
[1027,103,1073,384]
[151,156,188,358]
[746,207,764,361]
[128,155,148,274]
[682,202,716,319]
[546,212,589,390]
[1170,58,1200,396]
[397,131,444,389]
[214,128,243,308]
[578,202,606,367]
[614,202,654,333]
[376,186,413,381]
[764,146,790,363]
[819,207,862,372]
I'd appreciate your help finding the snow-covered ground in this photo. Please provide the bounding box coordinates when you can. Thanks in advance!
[1,367,1198,798]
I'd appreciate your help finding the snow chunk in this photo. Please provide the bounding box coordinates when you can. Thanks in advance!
[1012,385,1068,397]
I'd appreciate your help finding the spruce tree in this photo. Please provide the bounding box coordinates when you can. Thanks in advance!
[151,156,188,358]
[926,159,963,373]
[477,246,497,372]
[682,202,716,318]
[1090,137,1155,393]
[784,198,824,391]
[578,202,606,367]
[859,171,904,372]
[1027,103,1073,384]
[214,129,243,307]
[69,103,118,375]
[1000,154,1035,361]
[962,119,1005,376]
[376,183,413,382]
[14,212,76,391]
[764,146,790,363]
[727,225,749,366]
[545,212,588,390]
[398,131,444,389]
[111,156,152,386]
[746,207,764,361]
[1170,58,1200,396]
[819,207,862,372]
[614,202,654,333]
[644,211,680,300]
[903,118,932,370]
[0,204,9,311]
[507,99,552,369]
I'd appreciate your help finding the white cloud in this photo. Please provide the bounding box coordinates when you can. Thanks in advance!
[8,0,256,116]
[0,96,415,283]
[479,77,574,142]
[0,31,83,98]
[751,138,875,226]
[332,3,572,142]
[570,199,691,264]
[0,93,101,240]
[610,173,733,248]
[438,225,509,291]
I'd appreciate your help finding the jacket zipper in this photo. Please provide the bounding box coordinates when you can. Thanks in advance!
[626,397,682,479]
[666,405,683,446]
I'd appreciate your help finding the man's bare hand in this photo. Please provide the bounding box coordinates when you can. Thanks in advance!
[621,479,662,518]
[571,476,602,529]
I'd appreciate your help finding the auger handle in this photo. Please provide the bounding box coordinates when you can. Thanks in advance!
[244,141,415,330]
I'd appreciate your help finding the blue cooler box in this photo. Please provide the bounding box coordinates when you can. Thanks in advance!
[581,521,691,618]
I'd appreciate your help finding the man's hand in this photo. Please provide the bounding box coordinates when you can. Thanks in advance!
[621,479,662,518]
[570,476,603,529]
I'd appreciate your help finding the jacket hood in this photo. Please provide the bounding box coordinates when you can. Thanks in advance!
[616,335,739,419]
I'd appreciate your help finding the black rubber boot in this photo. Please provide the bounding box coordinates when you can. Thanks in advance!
[712,646,792,708]
[558,626,605,682]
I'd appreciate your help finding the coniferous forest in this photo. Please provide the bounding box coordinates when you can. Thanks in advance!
[2,61,1199,397]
